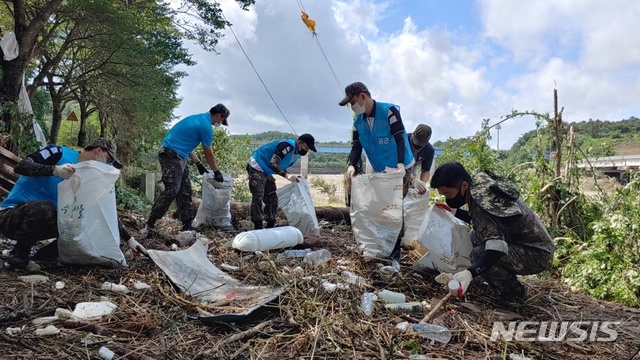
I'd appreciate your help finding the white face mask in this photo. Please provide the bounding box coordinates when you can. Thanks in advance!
[349,102,365,115]
[96,157,108,164]
[213,122,221,128]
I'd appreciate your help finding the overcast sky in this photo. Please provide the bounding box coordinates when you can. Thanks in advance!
[172,0,640,150]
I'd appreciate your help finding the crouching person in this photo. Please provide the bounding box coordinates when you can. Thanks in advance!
[0,138,147,267]
[430,161,555,303]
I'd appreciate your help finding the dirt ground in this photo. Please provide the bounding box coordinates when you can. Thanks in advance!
[0,209,639,360]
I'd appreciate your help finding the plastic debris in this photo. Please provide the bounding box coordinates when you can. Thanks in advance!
[72,300,117,321]
[101,281,129,294]
[32,316,58,325]
[35,325,60,336]
[6,326,23,336]
[55,281,65,290]
[99,346,115,360]
[303,249,331,266]
[55,308,73,319]
[133,280,151,290]
[360,292,375,316]
[384,302,424,313]
[376,290,406,304]
[19,274,49,283]
[412,323,452,344]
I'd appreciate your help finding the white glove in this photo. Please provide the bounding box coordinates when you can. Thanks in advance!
[412,178,427,195]
[287,174,298,183]
[451,269,473,297]
[346,165,356,179]
[53,164,76,179]
[396,163,405,175]
[127,237,148,257]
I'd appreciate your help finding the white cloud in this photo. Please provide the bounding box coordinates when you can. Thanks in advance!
[172,0,640,151]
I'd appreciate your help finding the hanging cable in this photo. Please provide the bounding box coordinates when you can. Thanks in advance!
[297,0,343,91]
[217,4,297,135]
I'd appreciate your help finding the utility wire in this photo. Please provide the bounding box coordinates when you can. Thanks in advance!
[218,4,297,135]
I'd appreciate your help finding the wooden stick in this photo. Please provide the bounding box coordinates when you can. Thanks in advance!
[419,293,452,324]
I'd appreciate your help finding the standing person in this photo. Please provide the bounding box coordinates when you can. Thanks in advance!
[430,162,556,303]
[339,81,415,261]
[247,134,317,229]
[407,124,435,195]
[0,138,146,266]
[142,104,229,235]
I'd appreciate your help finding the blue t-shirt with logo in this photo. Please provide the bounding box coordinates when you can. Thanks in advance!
[162,113,213,158]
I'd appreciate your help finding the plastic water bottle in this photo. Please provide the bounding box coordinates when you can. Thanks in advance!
[360,292,375,316]
[303,249,332,266]
[276,249,312,261]
[384,302,423,313]
[98,346,115,360]
[411,323,452,344]
[376,290,406,304]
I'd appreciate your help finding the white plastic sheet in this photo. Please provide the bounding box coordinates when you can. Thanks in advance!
[276,178,320,236]
[193,171,233,230]
[413,205,472,273]
[350,170,404,258]
[57,161,126,267]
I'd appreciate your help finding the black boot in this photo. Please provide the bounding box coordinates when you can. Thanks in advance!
[7,245,31,267]
[265,220,276,229]
[253,221,263,230]
[181,223,194,231]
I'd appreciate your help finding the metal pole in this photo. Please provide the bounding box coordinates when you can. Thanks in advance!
[496,124,501,151]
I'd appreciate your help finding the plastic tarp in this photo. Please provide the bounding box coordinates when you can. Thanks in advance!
[147,241,285,323]
[350,170,404,258]
[276,178,320,236]
[412,205,472,273]
[57,161,126,267]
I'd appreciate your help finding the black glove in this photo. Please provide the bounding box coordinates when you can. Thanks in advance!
[214,170,224,183]
[196,163,208,175]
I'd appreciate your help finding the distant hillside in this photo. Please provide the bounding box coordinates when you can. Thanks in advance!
[510,116,640,157]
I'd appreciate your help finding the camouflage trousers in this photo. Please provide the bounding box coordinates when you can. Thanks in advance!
[247,164,278,224]
[148,147,194,227]
[0,201,58,250]
[470,233,554,294]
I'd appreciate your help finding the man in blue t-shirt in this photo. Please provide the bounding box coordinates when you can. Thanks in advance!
[407,124,435,195]
[142,104,230,235]
[246,133,317,229]
[0,138,146,266]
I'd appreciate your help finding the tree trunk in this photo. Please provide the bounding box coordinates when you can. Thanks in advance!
[49,96,63,144]
[99,111,107,137]
[77,99,88,147]
[0,57,27,133]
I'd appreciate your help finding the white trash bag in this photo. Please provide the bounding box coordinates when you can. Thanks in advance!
[413,205,472,273]
[276,178,320,236]
[193,171,233,230]
[401,189,430,246]
[350,170,404,258]
[57,161,126,267]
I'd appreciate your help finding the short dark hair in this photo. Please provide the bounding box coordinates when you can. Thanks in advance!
[430,161,472,188]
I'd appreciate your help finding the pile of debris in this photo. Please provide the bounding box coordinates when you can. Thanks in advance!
[0,211,639,359]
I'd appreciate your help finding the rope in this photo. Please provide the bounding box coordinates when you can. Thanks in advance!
[217,3,297,135]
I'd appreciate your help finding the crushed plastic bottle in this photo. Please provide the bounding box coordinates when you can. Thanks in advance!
[360,292,375,316]
[276,248,312,262]
[411,323,452,344]
[341,270,367,286]
[303,249,331,266]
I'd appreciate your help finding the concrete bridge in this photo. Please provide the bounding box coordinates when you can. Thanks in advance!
[576,154,640,181]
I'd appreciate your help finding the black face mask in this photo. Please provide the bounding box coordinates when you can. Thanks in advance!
[298,149,308,156]
[445,184,466,208]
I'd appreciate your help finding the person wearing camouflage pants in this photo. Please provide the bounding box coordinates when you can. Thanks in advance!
[430,162,555,304]
[246,134,317,229]
[142,104,230,235]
